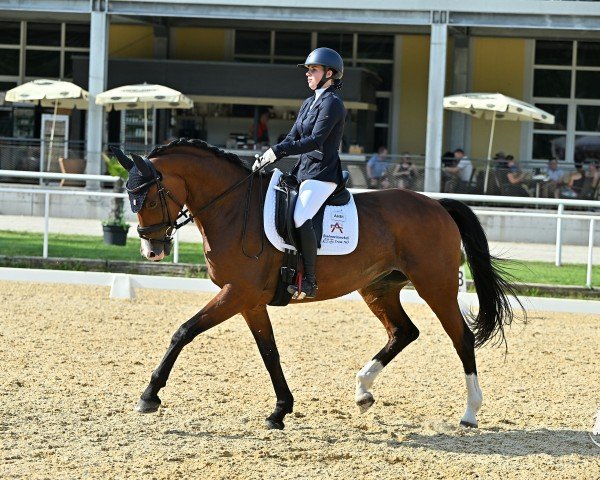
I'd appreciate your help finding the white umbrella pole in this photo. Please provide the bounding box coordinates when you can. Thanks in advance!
[483,111,497,194]
[46,99,59,172]
[144,102,148,147]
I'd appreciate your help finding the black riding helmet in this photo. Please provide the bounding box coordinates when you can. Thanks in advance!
[298,47,344,89]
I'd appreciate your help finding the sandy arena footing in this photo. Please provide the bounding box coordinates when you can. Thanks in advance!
[1,281,599,479]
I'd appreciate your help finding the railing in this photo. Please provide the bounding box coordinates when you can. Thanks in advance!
[2,137,597,202]
[1,169,599,287]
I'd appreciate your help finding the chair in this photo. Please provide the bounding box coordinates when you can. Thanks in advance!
[579,177,600,201]
[347,164,368,188]
[58,157,86,187]
[456,168,477,194]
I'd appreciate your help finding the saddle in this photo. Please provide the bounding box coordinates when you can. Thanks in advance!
[269,171,351,307]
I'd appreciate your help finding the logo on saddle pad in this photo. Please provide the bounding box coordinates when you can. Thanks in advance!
[264,169,359,256]
[330,211,346,233]
[331,222,343,233]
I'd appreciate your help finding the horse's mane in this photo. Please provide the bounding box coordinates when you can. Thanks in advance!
[148,138,252,173]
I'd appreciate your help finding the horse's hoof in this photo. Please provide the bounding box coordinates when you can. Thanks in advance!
[135,397,161,413]
[265,418,285,430]
[356,392,375,413]
[459,419,478,428]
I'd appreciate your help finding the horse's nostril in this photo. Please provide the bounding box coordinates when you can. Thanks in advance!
[148,251,156,258]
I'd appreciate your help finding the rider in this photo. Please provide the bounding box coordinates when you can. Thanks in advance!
[252,47,346,299]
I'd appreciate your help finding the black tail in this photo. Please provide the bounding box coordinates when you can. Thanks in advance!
[439,198,525,349]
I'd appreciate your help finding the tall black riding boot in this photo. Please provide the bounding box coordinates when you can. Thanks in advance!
[289,219,318,299]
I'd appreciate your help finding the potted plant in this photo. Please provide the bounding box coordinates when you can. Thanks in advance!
[102,153,130,246]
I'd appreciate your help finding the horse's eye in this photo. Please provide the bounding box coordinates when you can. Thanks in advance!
[147,200,158,209]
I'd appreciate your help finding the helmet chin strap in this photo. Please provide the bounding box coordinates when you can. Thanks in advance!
[316,68,333,89]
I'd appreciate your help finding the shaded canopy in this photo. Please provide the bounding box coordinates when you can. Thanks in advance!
[6,79,89,109]
[443,93,554,124]
[95,83,193,111]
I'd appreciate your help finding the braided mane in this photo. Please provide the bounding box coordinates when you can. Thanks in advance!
[148,138,252,172]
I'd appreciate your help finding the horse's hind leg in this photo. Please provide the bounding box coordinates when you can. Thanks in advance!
[436,303,482,427]
[411,276,482,427]
[356,272,419,413]
[242,305,294,430]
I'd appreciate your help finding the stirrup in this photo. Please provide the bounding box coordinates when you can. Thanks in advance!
[302,278,318,299]
[287,277,318,300]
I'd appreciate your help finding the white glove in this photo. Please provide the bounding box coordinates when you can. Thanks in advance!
[252,148,277,171]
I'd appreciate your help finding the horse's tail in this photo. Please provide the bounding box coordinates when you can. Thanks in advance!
[439,198,525,349]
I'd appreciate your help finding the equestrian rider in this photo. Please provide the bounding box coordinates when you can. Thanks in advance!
[252,47,346,299]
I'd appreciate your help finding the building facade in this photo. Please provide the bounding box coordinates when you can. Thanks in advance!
[0,0,599,191]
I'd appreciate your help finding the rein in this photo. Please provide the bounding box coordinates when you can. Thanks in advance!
[131,163,266,258]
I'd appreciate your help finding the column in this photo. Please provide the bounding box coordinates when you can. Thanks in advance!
[424,12,448,193]
[390,35,403,156]
[85,0,109,190]
[448,35,469,152]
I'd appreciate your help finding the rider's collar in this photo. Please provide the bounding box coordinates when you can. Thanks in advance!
[311,87,327,109]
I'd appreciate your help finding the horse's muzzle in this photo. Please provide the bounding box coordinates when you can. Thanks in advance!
[140,237,172,261]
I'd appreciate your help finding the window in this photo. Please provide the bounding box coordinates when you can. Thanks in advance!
[0,22,21,45]
[235,30,270,57]
[576,105,600,131]
[532,40,600,162]
[357,34,394,60]
[375,97,390,124]
[533,133,565,161]
[534,40,571,66]
[0,21,90,84]
[274,32,310,58]
[575,71,600,99]
[0,49,19,76]
[65,24,90,48]
[64,51,77,78]
[577,42,600,67]
[533,70,571,98]
[25,50,60,77]
[534,104,568,130]
[27,22,60,46]
[0,81,17,91]
[317,33,353,58]
[357,62,392,91]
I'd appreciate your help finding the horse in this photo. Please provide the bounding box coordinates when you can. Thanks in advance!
[112,138,523,430]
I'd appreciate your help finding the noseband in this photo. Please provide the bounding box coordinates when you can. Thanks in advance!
[127,170,193,245]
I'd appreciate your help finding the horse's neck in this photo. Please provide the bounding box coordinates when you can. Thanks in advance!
[163,154,251,236]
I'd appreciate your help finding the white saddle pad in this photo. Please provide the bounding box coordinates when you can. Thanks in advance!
[264,169,359,255]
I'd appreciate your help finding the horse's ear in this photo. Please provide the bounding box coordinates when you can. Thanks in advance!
[131,153,153,178]
[109,146,134,171]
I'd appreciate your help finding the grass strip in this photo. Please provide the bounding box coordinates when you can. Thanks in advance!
[1,230,598,288]
[0,230,205,264]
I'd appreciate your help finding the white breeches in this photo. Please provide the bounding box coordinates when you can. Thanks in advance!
[294,179,337,228]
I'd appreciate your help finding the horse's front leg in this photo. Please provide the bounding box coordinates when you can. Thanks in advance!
[242,306,294,430]
[135,284,246,413]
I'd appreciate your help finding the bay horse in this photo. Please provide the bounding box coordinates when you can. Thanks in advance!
[113,138,522,430]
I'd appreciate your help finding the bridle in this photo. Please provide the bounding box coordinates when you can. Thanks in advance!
[129,160,266,258]
[127,168,193,246]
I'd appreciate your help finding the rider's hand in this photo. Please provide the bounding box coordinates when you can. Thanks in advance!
[252,148,277,171]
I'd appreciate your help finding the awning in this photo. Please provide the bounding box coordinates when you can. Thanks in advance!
[73,57,380,110]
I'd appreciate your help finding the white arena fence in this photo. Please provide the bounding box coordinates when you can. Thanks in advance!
[1,169,599,288]
[1,266,599,315]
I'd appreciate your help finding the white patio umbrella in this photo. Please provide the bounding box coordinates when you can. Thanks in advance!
[6,79,89,171]
[443,93,555,193]
[95,84,193,146]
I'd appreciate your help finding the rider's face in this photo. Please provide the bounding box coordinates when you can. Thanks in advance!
[306,65,331,90]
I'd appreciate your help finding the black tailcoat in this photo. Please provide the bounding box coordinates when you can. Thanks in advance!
[272,86,346,185]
